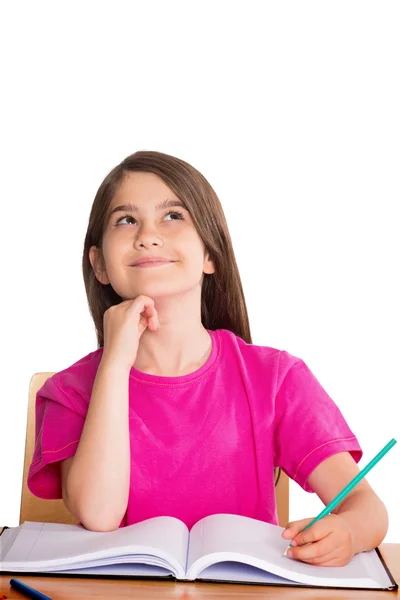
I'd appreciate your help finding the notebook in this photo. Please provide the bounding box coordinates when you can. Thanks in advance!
[0,514,397,591]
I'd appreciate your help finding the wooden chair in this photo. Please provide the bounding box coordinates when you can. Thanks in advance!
[21,373,289,526]
[20,373,78,525]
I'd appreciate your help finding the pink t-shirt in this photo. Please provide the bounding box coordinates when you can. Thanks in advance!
[28,328,362,529]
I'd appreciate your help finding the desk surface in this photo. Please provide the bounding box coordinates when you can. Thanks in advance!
[0,543,398,600]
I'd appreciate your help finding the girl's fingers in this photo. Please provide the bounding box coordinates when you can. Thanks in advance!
[286,516,335,547]
[147,305,158,324]
[282,518,315,539]
[141,303,155,317]
[134,299,158,329]
[147,308,159,330]
[130,296,155,317]
[291,545,343,566]
[315,552,353,567]
[149,307,159,329]
[287,532,335,562]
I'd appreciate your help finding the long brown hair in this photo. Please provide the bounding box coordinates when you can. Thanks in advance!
[82,150,281,487]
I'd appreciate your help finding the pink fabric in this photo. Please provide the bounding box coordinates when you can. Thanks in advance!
[28,329,362,529]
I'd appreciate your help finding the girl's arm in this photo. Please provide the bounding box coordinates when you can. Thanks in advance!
[61,358,131,532]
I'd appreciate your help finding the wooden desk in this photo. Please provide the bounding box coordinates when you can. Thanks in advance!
[1,543,398,599]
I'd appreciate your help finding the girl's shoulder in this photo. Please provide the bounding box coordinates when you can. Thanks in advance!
[217,328,303,375]
[40,347,104,402]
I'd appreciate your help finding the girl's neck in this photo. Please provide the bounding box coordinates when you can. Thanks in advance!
[132,322,212,377]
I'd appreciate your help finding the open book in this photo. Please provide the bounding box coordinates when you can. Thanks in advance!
[0,514,397,591]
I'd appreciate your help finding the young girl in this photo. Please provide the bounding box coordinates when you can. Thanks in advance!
[28,150,388,567]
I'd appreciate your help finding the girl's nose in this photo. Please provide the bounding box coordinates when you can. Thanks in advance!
[134,229,163,249]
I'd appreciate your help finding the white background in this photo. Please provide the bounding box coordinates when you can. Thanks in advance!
[1,2,399,542]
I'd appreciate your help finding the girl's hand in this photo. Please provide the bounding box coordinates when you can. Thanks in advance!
[102,295,159,370]
[281,514,355,567]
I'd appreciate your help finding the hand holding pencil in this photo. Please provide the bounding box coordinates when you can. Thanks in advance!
[282,512,357,567]
[281,438,397,567]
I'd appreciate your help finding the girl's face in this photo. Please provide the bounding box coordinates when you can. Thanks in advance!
[89,171,215,300]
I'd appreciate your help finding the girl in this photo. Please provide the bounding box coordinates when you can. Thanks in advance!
[28,150,388,567]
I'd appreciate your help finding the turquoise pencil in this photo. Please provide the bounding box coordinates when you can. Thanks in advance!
[284,437,397,555]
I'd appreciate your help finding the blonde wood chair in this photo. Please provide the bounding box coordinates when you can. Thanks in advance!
[20,373,78,525]
[21,373,289,526]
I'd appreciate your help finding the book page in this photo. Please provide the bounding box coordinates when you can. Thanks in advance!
[195,561,301,585]
[186,514,392,588]
[0,526,20,559]
[1,517,188,578]
[43,564,175,577]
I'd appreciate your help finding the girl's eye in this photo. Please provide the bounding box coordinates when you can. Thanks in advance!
[164,210,184,221]
[116,215,135,225]
[115,215,134,225]
[115,210,184,226]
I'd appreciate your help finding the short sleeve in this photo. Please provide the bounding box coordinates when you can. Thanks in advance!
[27,375,88,499]
[274,356,363,492]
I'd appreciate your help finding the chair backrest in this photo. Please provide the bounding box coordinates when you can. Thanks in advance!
[20,373,78,525]
[21,373,289,526]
